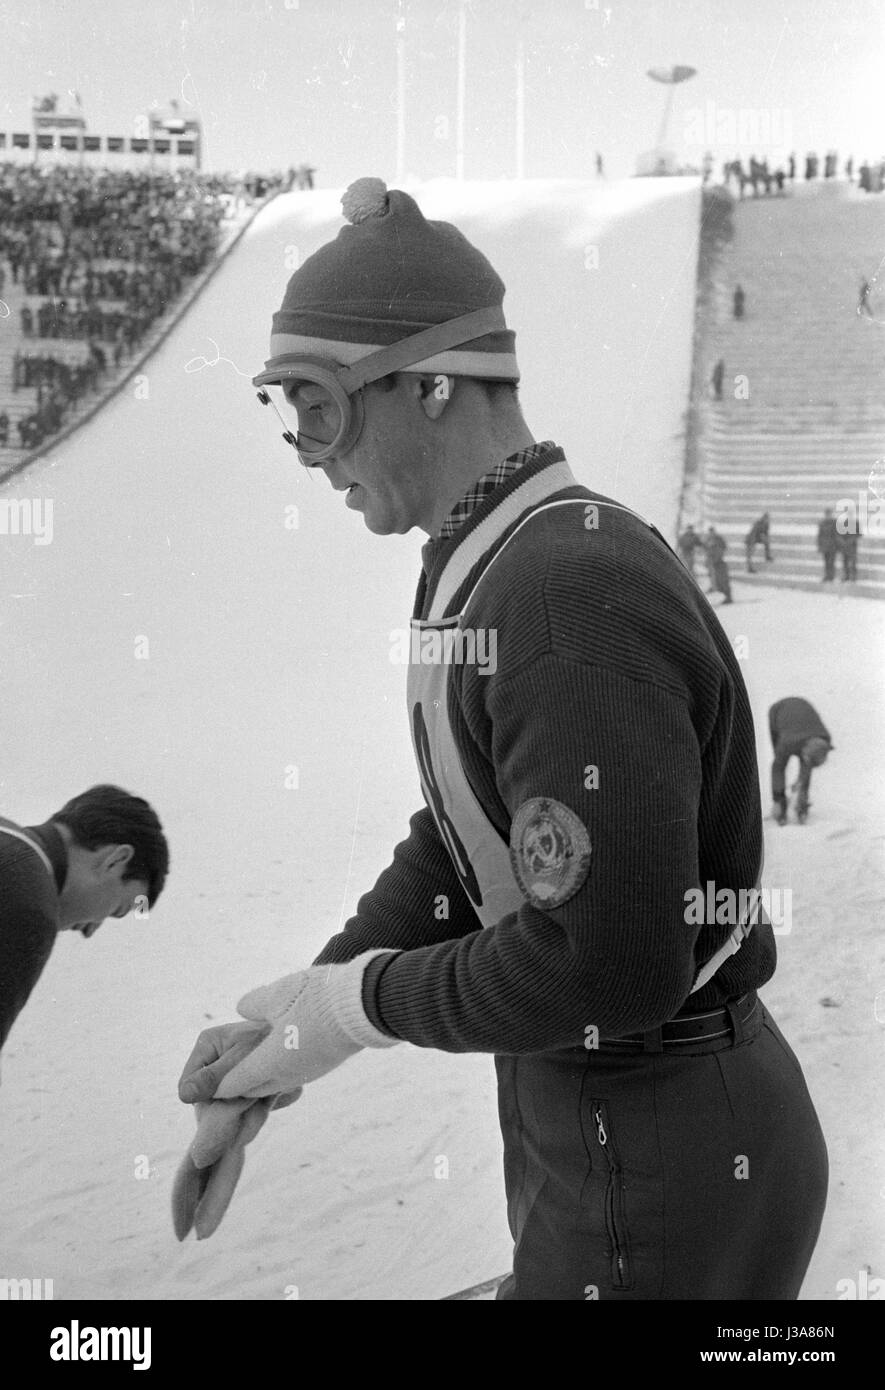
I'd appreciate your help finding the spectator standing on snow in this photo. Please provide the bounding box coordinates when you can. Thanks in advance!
[817,508,839,581]
[677,523,703,575]
[744,512,771,572]
[837,515,862,582]
[704,526,732,603]
[711,358,725,400]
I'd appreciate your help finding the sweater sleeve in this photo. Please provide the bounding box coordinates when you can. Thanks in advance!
[362,655,704,1051]
[312,805,484,967]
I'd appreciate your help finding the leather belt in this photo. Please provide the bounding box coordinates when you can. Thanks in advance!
[598,991,758,1050]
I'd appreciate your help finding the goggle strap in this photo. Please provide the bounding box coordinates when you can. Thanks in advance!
[334,305,507,392]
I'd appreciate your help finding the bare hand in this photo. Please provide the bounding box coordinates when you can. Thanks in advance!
[178,1020,270,1104]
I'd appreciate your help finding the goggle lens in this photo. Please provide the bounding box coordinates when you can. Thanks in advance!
[256,382,346,462]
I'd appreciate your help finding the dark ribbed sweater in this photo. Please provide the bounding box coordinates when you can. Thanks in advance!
[315,447,775,1053]
[0,819,66,1051]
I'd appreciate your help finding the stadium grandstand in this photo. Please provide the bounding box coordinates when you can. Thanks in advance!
[0,95,303,477]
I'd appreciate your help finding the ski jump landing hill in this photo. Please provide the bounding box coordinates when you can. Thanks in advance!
[4,181,882,1302]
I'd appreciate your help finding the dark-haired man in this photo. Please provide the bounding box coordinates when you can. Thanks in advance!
[0,784,168,1052]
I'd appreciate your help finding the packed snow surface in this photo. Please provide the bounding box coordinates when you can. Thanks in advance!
[1,180,880,1299]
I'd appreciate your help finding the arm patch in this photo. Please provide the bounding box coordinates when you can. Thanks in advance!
[509,797,592,909]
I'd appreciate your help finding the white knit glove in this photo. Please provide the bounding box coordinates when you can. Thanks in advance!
[213,951,401,1102]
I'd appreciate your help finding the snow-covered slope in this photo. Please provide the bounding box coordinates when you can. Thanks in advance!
[1,179,879,1301]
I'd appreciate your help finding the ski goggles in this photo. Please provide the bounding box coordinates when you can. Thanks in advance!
[252,306,512,465]
[254,359,366,464]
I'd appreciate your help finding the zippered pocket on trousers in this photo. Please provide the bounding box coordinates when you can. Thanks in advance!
[592,1101,633,1290]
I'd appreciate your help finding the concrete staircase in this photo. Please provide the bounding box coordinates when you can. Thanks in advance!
[697,180,885,596]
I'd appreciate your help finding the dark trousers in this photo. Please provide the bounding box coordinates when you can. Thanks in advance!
[772,745,803,800]
[746,538,771,572]
[821,548,836,580]
[712,559,732,600]
[495,1001,827,1300]
[772,742,823,813]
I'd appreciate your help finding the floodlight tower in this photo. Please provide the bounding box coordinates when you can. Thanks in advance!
[644,65,697,174]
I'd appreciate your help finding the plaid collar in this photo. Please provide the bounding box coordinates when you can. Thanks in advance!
[436,441,557,539]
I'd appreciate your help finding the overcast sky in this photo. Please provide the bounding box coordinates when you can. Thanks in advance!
[1,0,882,182]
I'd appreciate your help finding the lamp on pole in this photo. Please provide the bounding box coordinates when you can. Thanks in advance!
[455,0,466,180]
[395,8,406,184]
[641,65,697,175]
[514,4,540,181]
[515,36,525,179]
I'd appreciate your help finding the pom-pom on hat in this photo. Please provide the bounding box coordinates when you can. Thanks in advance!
[266,177,519,381]
[340,176,389,224]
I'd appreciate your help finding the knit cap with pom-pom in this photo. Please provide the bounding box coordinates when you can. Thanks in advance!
[264,176,519,381]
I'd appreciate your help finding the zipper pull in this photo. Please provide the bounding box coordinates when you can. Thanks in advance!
[595,1106,607,1146]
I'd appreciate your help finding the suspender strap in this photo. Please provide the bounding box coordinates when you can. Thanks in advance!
[428,472,652,621]
[0,824,55,882]
[459,497,654,623]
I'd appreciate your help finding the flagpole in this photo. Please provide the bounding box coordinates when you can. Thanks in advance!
[656,82,676,151]
[75,92,84,170]
[515,37,525,179]
[395,11,406,184]
[455,0,466,180]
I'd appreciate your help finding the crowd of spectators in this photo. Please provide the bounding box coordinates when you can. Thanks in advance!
[0,162,293,453]
[19,298,155,346]
[2,344,108,449]
[720,150,885,197]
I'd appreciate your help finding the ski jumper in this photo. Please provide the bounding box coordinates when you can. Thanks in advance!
[315,445,828,1299]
